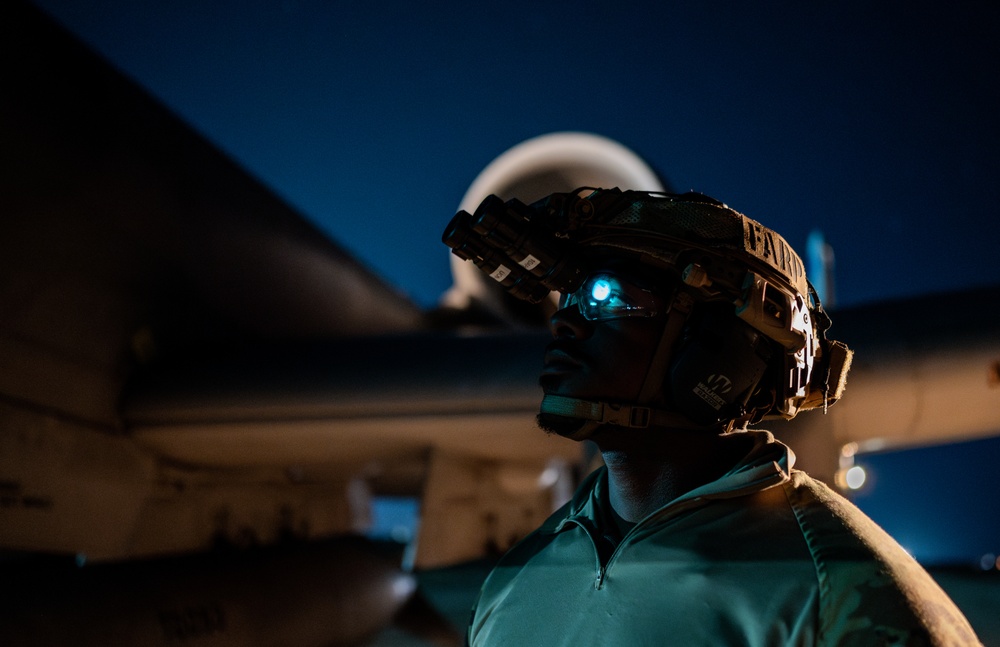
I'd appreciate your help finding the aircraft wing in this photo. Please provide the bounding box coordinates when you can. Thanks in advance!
[1,1,582,575]
[1,6,564,644]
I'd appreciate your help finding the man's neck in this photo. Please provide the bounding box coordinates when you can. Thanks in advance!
[594,426,747,523]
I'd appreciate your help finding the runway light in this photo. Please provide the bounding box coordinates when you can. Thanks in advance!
[844,465,867,490]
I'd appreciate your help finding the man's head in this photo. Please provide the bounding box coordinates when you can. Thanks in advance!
[443,188,852,439]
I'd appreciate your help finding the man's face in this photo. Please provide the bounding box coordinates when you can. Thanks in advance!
[539,267,669,405]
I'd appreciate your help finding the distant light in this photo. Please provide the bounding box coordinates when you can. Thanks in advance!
[980,553,997,571]
[391,574,417,601]
[845,465,867,490]
[591,279,611,302]
[538,465,560,488]
[368,496,419,544]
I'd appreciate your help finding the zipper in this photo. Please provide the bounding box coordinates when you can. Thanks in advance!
[591,496,709,590]
[594,529,631,589]
[559,518,608,589]
[556,437,790,589]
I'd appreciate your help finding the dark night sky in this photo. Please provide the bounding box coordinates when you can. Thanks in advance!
[30,0,1000,310]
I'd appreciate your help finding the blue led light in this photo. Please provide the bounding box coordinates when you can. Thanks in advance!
[591,279,612,302]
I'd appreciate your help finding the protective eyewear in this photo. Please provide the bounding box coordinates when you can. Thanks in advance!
[559,272,664,321]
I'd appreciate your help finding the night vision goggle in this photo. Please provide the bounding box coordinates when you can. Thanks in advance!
[442,192,594,304]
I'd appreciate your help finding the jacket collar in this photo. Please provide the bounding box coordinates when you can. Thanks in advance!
[547,429,793,534]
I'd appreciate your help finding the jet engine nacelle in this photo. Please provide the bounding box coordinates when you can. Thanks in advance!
[441,132,665,324]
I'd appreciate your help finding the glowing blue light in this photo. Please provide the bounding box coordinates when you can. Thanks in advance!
[591,279,612,302]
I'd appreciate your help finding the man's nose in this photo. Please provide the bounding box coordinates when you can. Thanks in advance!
[549,305,593,339]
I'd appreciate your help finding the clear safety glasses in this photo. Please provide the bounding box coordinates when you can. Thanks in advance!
[559,272,665,321]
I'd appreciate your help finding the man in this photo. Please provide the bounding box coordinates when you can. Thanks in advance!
[443,188,980,646]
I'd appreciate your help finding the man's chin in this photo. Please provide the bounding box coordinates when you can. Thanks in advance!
[538,372,565,392]
[537,412,588,438]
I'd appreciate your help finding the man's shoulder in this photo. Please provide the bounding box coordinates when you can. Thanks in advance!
[782,469,902,549]
[781,470,982,645]
[780,468,918,566]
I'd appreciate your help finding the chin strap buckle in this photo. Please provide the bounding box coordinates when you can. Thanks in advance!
[541,395,653,428]
[599,403,651,428]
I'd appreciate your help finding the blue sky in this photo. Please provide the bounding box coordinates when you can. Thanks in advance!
[31,0,1000,309]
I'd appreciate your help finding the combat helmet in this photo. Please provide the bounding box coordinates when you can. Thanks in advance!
[443,187,852,434]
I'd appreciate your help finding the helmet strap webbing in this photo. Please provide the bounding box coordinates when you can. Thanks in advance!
[539,394,718,431]
[637,289,694,403]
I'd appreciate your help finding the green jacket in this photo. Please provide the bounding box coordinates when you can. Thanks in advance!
[468,430,979,646]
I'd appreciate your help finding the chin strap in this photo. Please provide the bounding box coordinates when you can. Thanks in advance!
[540,394,726,433]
